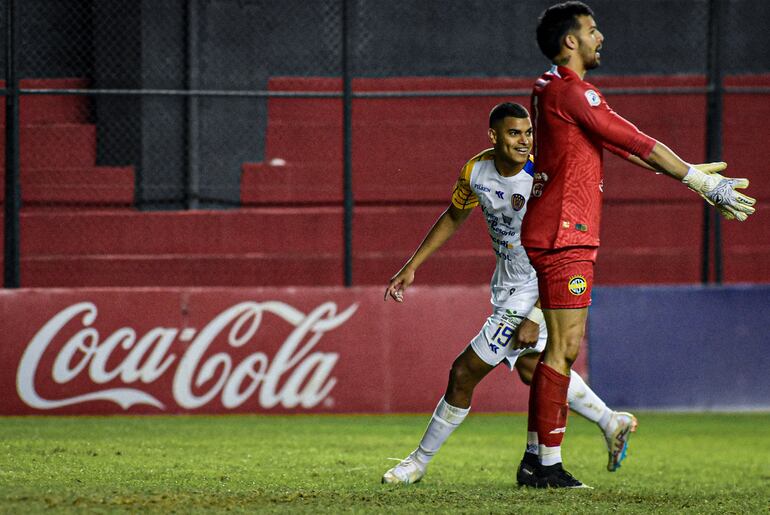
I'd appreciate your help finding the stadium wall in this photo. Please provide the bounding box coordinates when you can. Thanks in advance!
[0,286,555,415]
[7,0,768,210]
[1,285,767,416]
[588,285,770,410]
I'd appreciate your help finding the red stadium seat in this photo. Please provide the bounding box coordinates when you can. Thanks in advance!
[3,75,767,287]
[0,78,136,208]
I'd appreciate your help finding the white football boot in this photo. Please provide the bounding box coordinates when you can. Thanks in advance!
[381,451,427,484]
[604,411,638,471]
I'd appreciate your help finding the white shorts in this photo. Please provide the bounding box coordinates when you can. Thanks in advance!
[470,306,547,371]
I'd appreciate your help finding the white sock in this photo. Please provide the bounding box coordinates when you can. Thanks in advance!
[526,431,539,456]
[414,398,469,464]
[539,444,562,466]
[567,370,612,429]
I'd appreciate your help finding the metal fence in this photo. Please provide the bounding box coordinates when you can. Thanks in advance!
[2,0,769,288]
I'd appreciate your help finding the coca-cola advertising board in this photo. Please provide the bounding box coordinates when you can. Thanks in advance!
[0,287,587,415]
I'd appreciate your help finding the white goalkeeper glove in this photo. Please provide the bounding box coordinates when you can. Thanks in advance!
[682,162,756,221]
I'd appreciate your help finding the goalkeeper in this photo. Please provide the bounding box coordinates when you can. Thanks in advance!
[520,1,757,489]
[382,102,637,485]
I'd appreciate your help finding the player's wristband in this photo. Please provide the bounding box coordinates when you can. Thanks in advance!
[525,306,544,326]
[682,166,707,192]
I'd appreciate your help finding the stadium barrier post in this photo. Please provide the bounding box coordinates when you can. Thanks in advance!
[185,0,202,210]
[705,0,726,284]
[342,0,354,287]
[3,0,20,288]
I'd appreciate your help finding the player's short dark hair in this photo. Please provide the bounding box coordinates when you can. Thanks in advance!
[536,1,595,60]
[488,102,529,128]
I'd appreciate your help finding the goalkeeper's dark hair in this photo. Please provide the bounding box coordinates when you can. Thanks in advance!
[489,102,530,128]
[536,1,595,60]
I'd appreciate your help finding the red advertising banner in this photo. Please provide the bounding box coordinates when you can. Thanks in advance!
[0,287,587,415]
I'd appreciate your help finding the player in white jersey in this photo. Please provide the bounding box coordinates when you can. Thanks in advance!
[382,103,636,486]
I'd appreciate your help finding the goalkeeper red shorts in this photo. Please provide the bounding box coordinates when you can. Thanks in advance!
[525,246,598,309]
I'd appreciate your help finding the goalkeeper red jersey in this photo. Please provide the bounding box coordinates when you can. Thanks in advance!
[521,65,656,249]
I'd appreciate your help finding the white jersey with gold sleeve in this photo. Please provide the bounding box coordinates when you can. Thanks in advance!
[451,148,539,311]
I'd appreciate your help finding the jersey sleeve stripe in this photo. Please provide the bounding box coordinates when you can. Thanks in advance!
[451,153,484,209]
[524,155,535,177]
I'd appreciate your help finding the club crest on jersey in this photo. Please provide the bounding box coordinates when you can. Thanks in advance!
[568,275,588,296]
[532,171,548,198]
[511,193,526,211]
[584,89,601,107]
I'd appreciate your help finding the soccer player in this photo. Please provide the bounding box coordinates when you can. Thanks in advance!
[381,102,637,486]
[521,1,757,488]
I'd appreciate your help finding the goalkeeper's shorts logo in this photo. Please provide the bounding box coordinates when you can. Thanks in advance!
[568,275,587,296]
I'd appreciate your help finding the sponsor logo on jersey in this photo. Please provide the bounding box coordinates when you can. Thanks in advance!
[473,183,491,192]
[502,214,512,225]
[585,89,601,107]
[495,190,505,199]
[502,309,523,326]
[494,248,513,261]
[491,236,513,249]
[511,193,526,211]
[568,275,588,296]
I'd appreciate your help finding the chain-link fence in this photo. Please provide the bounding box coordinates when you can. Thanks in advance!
[2,0,769,288]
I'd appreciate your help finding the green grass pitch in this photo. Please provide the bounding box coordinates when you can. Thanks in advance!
[1,413,768,513]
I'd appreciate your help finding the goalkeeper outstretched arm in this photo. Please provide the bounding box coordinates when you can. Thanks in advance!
[634,141,756,222]
[384,204,472,303]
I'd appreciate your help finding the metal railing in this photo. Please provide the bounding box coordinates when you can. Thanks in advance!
[3,0,765,288]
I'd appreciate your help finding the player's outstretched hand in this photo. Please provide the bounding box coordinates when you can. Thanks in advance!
[384,269,415,303]
[684,163,756,222]
[701,174,756,221]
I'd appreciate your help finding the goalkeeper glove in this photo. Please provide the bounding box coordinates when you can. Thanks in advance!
[682,163,756,221]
